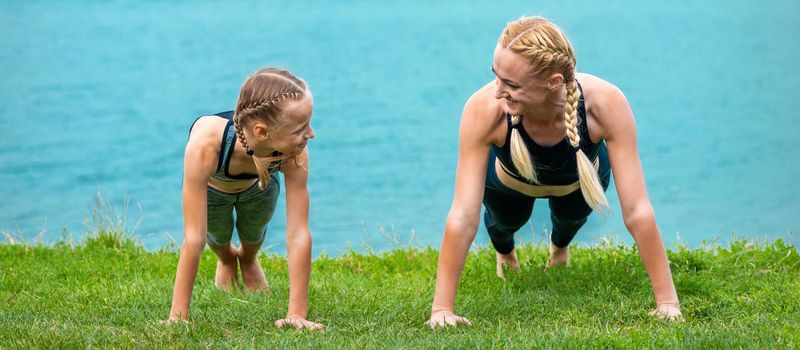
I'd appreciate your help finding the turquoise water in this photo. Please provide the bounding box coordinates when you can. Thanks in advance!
[1,1,798,254]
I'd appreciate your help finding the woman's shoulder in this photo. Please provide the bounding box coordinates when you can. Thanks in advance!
[463,82,506,126]
[460,81,507,144]
[577,73,626,102]
[577,73,631,123]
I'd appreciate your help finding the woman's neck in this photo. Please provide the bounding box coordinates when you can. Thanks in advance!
[521,87,566,125]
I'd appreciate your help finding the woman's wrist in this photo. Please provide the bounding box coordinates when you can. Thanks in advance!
[285,312,308,319]
[656,301,681,308]
[430,303,454,314]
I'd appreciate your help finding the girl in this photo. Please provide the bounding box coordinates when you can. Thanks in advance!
[164,68,323,330]
[427,16,682,327]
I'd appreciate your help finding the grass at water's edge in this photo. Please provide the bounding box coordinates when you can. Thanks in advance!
[1,230,799,349]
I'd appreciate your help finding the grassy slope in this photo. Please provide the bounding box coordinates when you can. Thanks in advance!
[1,233,798,349]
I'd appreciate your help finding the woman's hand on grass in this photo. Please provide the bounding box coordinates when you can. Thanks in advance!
[425,309,472,328]
[649,303,683,322]
[158,315,189,325]
[275,316,325,330]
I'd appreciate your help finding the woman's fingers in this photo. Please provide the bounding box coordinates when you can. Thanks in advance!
[453,315,472,326]
[302,320,325,330]
[426,312,472,329]
[649,304,684,322]
[275,317,325,330]
[158,317,188,325]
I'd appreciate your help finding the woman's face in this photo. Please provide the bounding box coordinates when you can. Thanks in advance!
[492,44,551,116]
[248,93,315,156]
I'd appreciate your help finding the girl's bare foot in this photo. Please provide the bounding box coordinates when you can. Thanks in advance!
[238,250,269,291]
[212,245,239,291]
[496,248,521,280]
[547,243,569,268]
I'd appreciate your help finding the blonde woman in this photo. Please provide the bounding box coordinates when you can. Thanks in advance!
[163,68,323,330]
[427,17,682,327]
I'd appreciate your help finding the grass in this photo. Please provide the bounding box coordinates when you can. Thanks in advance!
[1,228,798,349]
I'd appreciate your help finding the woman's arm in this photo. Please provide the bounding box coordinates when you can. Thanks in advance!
[427,93,494,327]
[274,149,323,330]
[166,121,217,322]
[597,85,681,319]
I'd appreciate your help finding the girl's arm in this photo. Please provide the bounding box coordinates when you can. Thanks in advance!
[597,85,681,320]
[427,93,494,327]
[274,149,323,330]
[166,121,217,322]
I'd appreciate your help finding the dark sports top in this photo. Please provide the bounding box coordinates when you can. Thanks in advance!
[189,111,282,183]
[491,82,609,186]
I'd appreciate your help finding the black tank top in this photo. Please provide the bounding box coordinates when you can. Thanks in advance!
[491,82,608,186]
[188,111,282,183]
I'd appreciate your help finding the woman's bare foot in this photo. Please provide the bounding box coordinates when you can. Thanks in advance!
[238,249,269,291]
[547,243,569,268]
[496,248,521,280]
[211,244,239,291]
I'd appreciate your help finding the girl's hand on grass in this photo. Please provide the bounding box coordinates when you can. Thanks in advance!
[275,316,325,330]
[425,310,472,329]
[649,303,683,322]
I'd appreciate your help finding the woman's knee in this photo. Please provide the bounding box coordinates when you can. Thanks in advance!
[484,209,530,234]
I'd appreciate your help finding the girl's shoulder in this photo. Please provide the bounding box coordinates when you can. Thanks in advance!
[188,115,229,150]
[184,115,230,176]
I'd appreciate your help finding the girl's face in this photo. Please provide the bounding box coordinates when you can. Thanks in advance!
[492,44,553,116]
[248,93,315,156]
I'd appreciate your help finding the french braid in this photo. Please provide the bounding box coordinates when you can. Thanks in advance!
[499,17,609,213]
[232,70,308,189]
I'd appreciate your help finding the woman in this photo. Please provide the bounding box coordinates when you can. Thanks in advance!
[163,68,323,330]
[426,17,682,327]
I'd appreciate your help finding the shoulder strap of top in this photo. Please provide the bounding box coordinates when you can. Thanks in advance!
[216,119,235,174]
[576,81,590,147]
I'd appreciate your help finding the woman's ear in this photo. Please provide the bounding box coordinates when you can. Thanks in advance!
[547,74,565,91]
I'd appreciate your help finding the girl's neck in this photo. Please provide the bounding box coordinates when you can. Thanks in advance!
[234,135,275,159]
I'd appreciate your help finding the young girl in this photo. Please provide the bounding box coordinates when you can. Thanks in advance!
[427,16,682,327]
[164,68,323,330]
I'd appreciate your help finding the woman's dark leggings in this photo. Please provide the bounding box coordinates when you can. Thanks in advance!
[483,155,611,254]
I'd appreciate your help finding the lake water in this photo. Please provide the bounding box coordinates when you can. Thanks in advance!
[1,0,798,254]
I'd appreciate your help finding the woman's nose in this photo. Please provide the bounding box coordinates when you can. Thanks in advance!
[494,80,508,99]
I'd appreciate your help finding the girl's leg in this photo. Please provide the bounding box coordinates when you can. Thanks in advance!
[233,177,280,291]
[207,187,239,290]
[238,239,269,291]
[208,244,240,290]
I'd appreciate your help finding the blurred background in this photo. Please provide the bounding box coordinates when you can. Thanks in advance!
[1,0,798,255]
